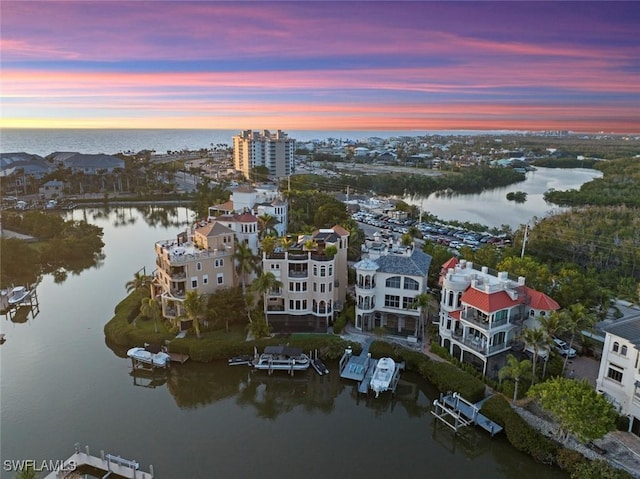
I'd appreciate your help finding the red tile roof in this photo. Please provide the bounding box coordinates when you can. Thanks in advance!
[461,287,521,313]
[236,212,257,222]
[524,286,560,311]
[331,225,350,236]
[442,257,459,270]
[449,310,461,320]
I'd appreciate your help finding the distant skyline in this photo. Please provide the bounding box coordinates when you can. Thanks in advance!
[1,1,639,133]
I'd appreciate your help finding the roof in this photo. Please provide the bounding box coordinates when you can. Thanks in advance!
[449,310,461,320]
[524,286,560,311]
[461,288,520,313]
[234,185,256,193]
[196,221,234,237]
[236,212,257,223]
[441,257,459,271]
[331,224,350,236]
[211,200,234,212]
[603,314,640,347]
[375,249,431,277]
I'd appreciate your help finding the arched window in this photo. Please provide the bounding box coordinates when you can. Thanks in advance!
[403,278,419,291]
[621,345,628,356]
[613,342,619,353]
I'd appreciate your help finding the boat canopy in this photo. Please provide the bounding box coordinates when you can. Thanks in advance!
[263,345,303,356]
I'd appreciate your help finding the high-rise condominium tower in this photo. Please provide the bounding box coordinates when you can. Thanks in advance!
[233,129,294,179]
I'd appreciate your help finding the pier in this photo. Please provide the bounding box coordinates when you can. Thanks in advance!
[339,340,402,396]
[431,392,503,437]
[44,444,154,479]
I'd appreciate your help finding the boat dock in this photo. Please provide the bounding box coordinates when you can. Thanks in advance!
[310,350,329,376]
[431,392,503,437]
[44,444,154,479]
[339,340,402,396]
[168,352,189,363]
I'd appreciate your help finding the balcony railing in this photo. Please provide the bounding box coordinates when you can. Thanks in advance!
[356,282,376,290]
[460,310,508,329]
[171,273,186,281]
[267,305,285,312]
[288,270,308,278]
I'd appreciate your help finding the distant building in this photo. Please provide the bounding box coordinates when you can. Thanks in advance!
[595,310,640,436]
[46,152,125,174]
[233,129,294,179]
[0,152,51,178]
[39,180,65,199]
[260,225,350,333]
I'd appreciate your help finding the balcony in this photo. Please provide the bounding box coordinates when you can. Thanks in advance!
[356,281,376,290]
[461,310,508,330]
[288,269,308,278]
[171,272,186,281]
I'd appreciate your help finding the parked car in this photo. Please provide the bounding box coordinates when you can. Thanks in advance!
[553,337,577,358]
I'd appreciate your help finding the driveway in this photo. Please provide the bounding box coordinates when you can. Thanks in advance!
[563,354,601,386]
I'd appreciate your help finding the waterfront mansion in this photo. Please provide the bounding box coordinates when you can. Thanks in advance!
[438,257,560,377]
[353,233,432,340]
[261,225,350,333]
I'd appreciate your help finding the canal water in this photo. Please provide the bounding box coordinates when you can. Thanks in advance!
[403,166,602,229]
[0,206,567,478]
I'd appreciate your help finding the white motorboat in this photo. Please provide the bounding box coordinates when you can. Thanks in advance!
[252,346,310,372]
[7,286,31,306]
[369,357,396,397]
[127,347,171,368]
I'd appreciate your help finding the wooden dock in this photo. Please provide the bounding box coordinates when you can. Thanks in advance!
[431,392,503,437]
[169,352,189,363]
[339,340,403,396]
[44,444,154,478]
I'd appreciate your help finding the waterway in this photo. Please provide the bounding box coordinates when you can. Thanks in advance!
[0,206,567,478]
[403,167,602,229]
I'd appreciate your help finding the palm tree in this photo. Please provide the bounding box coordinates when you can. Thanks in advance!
[232,240,259,322]
[538,310,569,378]
[183,291,206,339]
[251,272,283,326]
[279,236,293,251]
[140,297,161,333]
[125,271,152,293]
[520,327,551,384]
[260,236,277,256]
[410,292,436,342]
[257,213,279,239]
[498,354,532,402]
[563,303,596,373]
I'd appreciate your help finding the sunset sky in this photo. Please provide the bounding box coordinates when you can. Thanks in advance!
[1,1,639,132]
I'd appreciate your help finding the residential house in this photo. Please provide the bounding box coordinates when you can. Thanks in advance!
[39,180,65,199]
[353,235,432,339]
[0,152,51,179]
[208,183,288,237]
[595,310,640,436]
[260,225,350,333]
[153,220,236,327]
[438,258,560,377]
[46,152,125,174]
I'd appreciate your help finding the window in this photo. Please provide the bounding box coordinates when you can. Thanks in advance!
[403,297,415,309]
[385,295,400,308]
[328,265,333,276]
[191,279,198,288]
[289,282,294,292]
[320,284,326,293]
[203,275,208,285]
[403,278,419,291]
[613,342,620,353]
[607,364,623,383]
[215,259,224,268]
[320,266,326,277]
[621,345,628,356]
[313,265,318,276]
[270,264,280,269]
[329,283,332,292]
[386,276,401,288]
[313,283,317,292]
[217,273,223,285]
[196,262,202,271]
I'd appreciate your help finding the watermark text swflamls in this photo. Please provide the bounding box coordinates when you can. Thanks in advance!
[3,459,77,472]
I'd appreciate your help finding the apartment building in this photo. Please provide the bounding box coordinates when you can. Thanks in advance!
[233,129,294,178]
[596,311,640,436]
[153,220,237,326]
[438,257,560,377]
[260,226,350,333]
[353,235,432,339]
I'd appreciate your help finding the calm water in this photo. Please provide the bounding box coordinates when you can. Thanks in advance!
[403,167,602,229]
[1,128,441,157]
[0,207,567,479]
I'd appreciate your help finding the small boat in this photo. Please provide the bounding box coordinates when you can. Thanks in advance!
[310,350,329,376]
[228,354,253,366]
[7,286,31,306]
[369,357,396,398]
[127,347,171,368]
[252,346,310,372]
